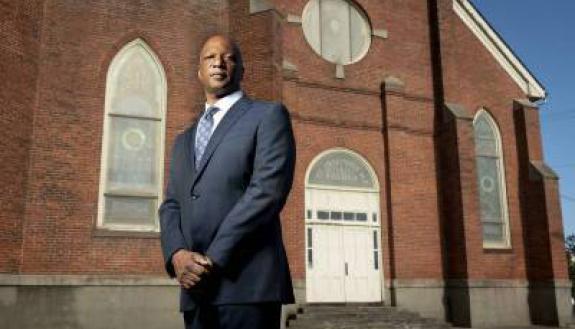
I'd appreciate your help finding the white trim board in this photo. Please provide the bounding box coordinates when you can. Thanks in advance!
[453,0,546,100]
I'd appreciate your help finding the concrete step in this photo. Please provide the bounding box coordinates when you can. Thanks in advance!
[286,304,450,329]
[295,313,445,322]
[288,322,449,329]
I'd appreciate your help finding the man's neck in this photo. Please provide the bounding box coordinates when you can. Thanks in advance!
[205,88,240,105]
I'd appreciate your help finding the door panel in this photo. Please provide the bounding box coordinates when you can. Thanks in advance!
[306,187,382,303]
[343,227,382,302]
[307,225,382,303]
[306,225,345,302]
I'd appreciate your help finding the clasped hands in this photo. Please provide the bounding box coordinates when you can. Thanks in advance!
[172,249,214,289]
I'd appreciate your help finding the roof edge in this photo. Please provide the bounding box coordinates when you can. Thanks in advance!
[453,0,547,100]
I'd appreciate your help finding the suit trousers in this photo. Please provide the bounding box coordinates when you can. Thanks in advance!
[183,302,282,329]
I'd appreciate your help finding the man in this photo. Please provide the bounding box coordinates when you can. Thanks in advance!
[159,34,296,329]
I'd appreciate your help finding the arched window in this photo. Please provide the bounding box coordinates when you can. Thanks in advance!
[97,39,166,231]
[307,150,376,190]
[473,110,510,248]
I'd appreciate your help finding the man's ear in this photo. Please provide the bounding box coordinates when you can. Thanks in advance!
[197,69,201,80]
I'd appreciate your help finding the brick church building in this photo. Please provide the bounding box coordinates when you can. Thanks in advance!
[1,0,571,328]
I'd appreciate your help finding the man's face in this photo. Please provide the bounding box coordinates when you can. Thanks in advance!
[197,36,243,98]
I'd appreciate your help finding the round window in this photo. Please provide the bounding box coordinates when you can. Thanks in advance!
[302,0,372,65]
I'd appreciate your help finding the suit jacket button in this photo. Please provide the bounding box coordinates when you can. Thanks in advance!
[191,194,199,200]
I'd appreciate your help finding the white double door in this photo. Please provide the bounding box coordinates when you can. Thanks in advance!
[306,224,382,303]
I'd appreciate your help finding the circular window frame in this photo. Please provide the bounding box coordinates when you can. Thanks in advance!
[301,0,373,65]
[121,127,147,151]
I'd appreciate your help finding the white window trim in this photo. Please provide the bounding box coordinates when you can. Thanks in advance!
[307,208,380,227]
[96,39,167,232]
[473,109,512,249]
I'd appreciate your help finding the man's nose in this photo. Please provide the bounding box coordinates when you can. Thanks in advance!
[211,55,225,67]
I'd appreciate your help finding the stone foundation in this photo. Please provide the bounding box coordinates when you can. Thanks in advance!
[391,279,446,320]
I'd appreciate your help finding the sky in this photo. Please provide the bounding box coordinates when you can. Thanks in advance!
[471,0,575,236]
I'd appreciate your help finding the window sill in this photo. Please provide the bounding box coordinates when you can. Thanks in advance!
[483,245,513,253]
[93,228,160,239]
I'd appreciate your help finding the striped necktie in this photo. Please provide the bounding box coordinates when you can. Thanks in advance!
[195,106,219,169]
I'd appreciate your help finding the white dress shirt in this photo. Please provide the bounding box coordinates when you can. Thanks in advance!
[195,90,244,147]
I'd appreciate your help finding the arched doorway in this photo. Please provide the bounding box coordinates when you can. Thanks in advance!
[305,148,383,303]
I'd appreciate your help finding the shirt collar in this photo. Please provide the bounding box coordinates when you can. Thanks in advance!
[204,90,244,114]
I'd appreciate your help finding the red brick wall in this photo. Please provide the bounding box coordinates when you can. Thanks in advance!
[2,0,566,288]
[228,1,282,101]
[18,0,223,274]
[436,0,561,281]
[439,111,477,280]
[0,0,44,273]
[545,180,569,280]
[272,0,444,281]
[278,0,434,96]
[383,91,444,280]
[515,103,568,281]
[285,81,387,280]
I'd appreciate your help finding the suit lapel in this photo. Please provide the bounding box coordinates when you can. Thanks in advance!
[191,97,251,189]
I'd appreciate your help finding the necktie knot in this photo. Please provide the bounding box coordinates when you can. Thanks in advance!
[205,106,219,119]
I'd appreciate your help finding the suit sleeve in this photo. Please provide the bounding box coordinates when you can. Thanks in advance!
[159,134,188,278]
[205,104,296,270]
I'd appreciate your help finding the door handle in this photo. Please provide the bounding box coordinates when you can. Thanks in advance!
[345,262,348,276]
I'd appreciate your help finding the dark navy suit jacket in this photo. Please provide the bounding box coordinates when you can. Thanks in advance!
[159,96,296,311]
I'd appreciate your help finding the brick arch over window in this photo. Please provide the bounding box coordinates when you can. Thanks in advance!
[473,109,511,248]
[97,38,167,232]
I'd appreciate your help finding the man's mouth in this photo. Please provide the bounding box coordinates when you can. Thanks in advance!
[210,72,227,80]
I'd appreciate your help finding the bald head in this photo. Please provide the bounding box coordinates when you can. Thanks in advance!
[197,34,244,104]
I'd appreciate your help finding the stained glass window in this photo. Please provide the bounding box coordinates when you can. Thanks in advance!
[473,110,510,247]
[98,39,166,231]
[308,151,375,188]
